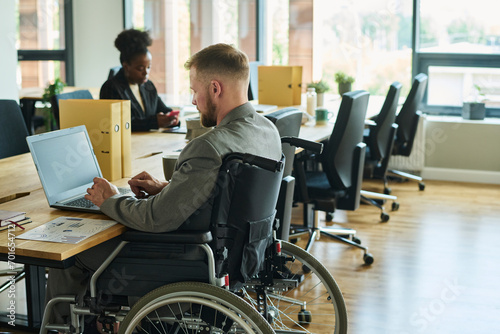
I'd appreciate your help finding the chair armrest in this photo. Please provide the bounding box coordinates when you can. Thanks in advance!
[121,230,213,244]
[281,136,323,153]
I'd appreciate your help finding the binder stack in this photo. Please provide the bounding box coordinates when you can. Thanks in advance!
[59,99,132,181]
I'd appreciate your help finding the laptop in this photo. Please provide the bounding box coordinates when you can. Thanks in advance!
[26,125,133,213]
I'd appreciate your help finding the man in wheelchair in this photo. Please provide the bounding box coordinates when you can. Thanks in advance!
[43,43,282,332]
[43,43,348,334]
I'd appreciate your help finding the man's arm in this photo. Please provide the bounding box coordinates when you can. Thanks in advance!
[99,139,222,233]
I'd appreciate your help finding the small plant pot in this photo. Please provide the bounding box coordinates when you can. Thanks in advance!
[338,83,352,96]
[462,102,485,120]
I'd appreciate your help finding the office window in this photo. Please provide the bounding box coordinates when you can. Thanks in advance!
[18,60,66,89]
[124,0,257,105]
[16,0,73,88]
[314,0,413,97]
[415,0,500,116]
[419,0,500,55]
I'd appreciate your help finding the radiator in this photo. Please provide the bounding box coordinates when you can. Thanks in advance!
[388,114,426,174]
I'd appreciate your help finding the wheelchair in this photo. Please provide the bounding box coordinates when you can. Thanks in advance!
[40,153,348,334]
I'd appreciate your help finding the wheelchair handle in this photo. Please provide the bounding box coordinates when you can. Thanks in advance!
[281,136,323,153]
[225,153,284,172]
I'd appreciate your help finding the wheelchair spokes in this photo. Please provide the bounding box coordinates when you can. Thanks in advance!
[118,282,274,334]
[241,241,348,334]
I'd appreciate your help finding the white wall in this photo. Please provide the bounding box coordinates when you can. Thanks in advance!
[0,0,19,101]
[422,116,500,184]
[73,0,124,88]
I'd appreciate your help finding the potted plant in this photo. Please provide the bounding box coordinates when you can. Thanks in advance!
[41,78,65,131]
[462,84,486,120]
[307,79,330,107]
[334,71,355,96]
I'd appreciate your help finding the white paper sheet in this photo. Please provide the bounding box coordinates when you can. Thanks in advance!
[16,217,117,244]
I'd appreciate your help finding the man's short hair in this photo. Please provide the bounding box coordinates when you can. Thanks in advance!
[184,43,249,83]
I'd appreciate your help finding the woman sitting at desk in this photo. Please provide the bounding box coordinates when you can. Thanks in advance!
[100,29,179,132]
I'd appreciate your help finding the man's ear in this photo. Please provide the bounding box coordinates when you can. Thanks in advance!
[211,80,222,97]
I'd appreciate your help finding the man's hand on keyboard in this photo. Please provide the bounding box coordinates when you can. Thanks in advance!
[85,177,119,207]
[128,171,169,198]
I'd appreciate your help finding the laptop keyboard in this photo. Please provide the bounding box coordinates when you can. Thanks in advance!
[65,188,131,208]
[65,197,95,208]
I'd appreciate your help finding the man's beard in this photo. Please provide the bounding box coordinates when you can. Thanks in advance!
[200,93,217,127]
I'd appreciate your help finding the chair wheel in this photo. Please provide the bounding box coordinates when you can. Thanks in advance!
[384,187,391,195]
[363,253,374,265]
[302,264,312,274]
[391,202,400,211]
[419,182,425,191]
[381,212,390,222]
[325,212,334,222]
[352,236,361,244]
[298,309,312,324]
[290,238,298,244]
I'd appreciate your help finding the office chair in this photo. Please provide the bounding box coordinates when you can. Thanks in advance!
[247,61,263,101]
[388,73,428,191]
[51,90,94,129]
[265,108,325,241]
[292,91,374,265]
[107,66,122,79]
[265,108,303,240]
[41,153,349,334]
[361,82,403,221]
[0,100,30,159]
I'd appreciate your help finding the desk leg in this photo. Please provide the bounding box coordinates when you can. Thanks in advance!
[25,265,46,329]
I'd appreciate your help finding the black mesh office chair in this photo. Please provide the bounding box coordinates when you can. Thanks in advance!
[51,90,94,129]
[41,153,349,334]
[388,73,428,191]
[0,100,30,159]
[293,91,374,265]
[361,82,402,221]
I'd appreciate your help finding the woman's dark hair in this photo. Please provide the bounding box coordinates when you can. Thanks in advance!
[115,29,152,64]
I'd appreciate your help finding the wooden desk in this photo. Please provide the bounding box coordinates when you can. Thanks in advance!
[0,131,186,263]
[0,153,40,203]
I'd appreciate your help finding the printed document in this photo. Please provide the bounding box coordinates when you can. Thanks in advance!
[16,217,117,244]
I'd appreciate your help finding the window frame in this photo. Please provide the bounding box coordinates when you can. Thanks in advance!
[17,0,75,85]
[412,0,500,118]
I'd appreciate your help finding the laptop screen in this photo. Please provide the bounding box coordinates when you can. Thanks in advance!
[27,126,102,205]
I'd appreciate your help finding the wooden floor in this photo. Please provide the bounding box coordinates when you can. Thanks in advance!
[2,179,499,334]
[291,178,500,333]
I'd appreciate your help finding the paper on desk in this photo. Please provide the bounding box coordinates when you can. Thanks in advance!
[16,217,117,244]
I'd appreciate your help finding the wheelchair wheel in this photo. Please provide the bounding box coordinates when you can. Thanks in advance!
[119,281,274,334]
[242,240,348,334]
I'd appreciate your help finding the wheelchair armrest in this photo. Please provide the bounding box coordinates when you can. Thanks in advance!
[121,230,213,244]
